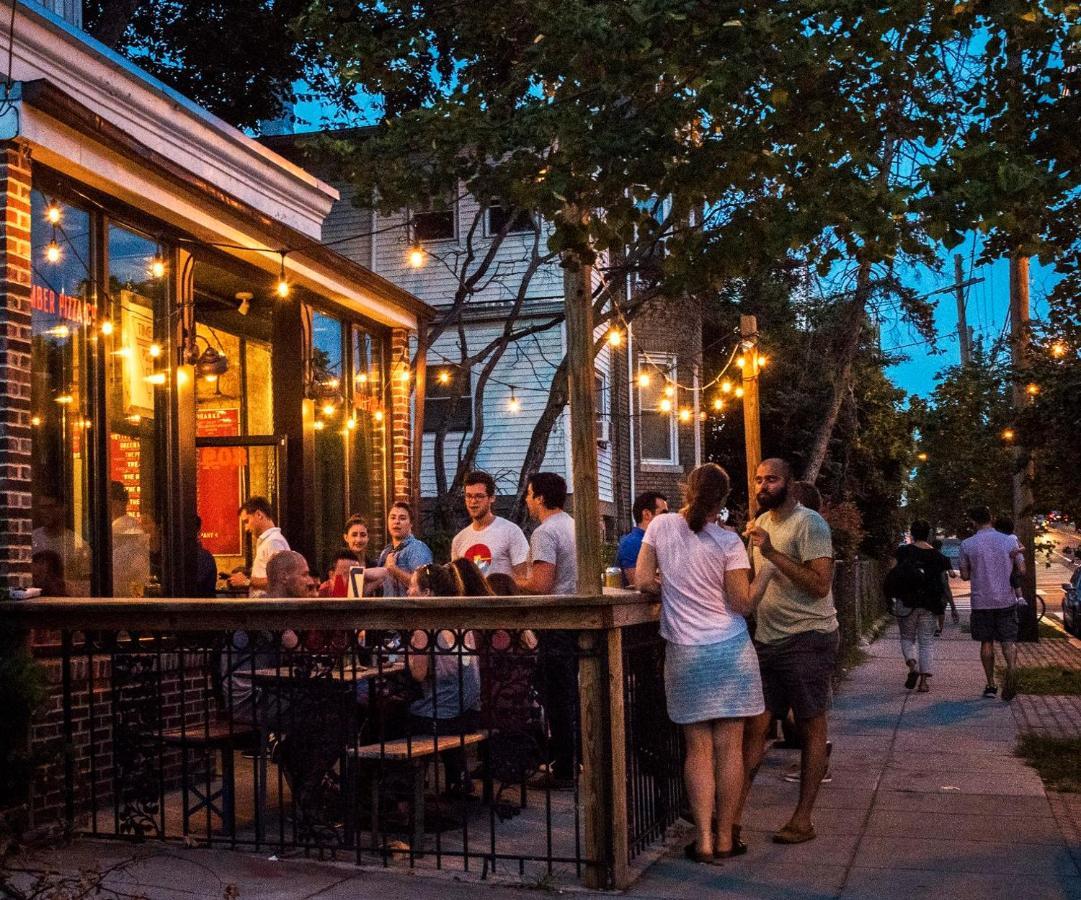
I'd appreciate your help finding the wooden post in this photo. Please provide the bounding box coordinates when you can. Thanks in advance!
[579,626,627,889]
[563,208,602,594]
[954,254,972,366]
[740,315,762,518]
[1009,252,1038,641]
[410,330,428,533]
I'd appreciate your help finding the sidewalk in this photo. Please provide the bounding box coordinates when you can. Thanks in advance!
[7,621,1081,899]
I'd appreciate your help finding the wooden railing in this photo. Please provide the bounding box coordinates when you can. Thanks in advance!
[0,591,675,890]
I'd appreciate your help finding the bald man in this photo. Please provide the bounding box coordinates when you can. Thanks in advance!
[737,458,838,846]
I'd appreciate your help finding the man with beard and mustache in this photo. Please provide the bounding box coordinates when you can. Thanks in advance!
[734,458,838,847]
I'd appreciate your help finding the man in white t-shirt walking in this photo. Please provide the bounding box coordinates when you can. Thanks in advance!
[451,471,529,577]
[227,496,290,597]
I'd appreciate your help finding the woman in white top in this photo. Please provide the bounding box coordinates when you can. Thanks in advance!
[635,463,771,863]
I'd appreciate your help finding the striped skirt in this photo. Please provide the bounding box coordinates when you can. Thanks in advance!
[664,631,765,724]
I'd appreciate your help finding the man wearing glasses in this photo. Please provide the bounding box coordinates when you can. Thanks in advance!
[451,470,530,577]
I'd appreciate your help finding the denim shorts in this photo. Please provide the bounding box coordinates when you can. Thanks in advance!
[754,629,839,721]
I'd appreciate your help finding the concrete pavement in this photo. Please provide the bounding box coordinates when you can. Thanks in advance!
[7,619,1080,899]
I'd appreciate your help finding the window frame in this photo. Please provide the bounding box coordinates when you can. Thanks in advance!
[638,352,679,466]
[409,200,458,244]
[423,364,473,434]
[485,203,537,237]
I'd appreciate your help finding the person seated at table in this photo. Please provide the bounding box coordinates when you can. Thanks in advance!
[340,514,390,593]
[405,559,488,795]
[31,549,68,597]
[319,549,361,597]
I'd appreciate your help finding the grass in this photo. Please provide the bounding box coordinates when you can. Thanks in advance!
[996,666,1081,695]
[1016,735,1081,793]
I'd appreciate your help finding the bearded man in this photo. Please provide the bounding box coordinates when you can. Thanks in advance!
[734,458,838,847]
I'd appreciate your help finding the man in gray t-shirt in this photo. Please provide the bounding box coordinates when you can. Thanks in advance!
[517,472,579,785]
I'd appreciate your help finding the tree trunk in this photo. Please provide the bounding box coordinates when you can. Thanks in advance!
[802,263,872,483]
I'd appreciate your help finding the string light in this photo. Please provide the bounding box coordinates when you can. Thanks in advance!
[355,372,369,385]
[45,325,71,338]
[203,374,218,383]
[663,384,675,398]
[756,355,767,369]
[735,386,745,398]
[314,419,326,431]
[275,250,289,298]
[399,369,411,383]
[1025,383,1040,397]
[373,409,385,423]
[508,387,521,412]
[31,416,42,427]
[321,402,336,417]
[606,328,622,347]
[346,415,357,430]
[637,372,650,388]
[407,243,425,268]
[678,407,692,423]
[149,343,162,359]
[735,355,745,368]
[144,372,167,386]
[45,203,62,225]
[437,370,450,385]
[659,398,673,413]
[54,394,74,405]
[712,398,724,411]
[1050,340,1068,359]
[150,253,166,279]
[916,452,928,462]
[720,380,732,394]
[1002,428,1015,441]
[45,240,62,264]
[699,410,708,421]
[100,320,114,336]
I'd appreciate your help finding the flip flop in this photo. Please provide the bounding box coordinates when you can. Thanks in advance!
[684,841,724,865]
[773,823,816,844]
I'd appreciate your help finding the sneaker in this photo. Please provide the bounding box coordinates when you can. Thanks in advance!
[983,685,998,698]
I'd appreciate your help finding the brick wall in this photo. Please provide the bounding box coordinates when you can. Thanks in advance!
[630,293,703,509]
[389,328,412,503]
[0,142,33,591]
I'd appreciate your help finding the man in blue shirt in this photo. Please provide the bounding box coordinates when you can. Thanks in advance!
[617,491,668,586]
[378,501,434,596]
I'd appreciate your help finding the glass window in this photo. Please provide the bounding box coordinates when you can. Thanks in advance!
[424,365,472,433]
[411,197,456,242]
[639,353,677,465]
[29,191,95,597]
[350,326,387,549]
[487,205,535,235]
[105,224,166,596]
[312,311,346,571]
[595,372,609,445]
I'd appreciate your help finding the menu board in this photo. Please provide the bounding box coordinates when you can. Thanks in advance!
[109,433,142,518]
[120,296,155,417]
[196,408,243,555]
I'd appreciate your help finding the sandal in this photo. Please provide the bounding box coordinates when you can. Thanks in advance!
[773,823,816,844]
[684,841,723,865]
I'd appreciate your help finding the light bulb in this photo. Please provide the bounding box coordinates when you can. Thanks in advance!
[45,204,62,225]
[407,245,425,268]
[757,355,767,368]
[144,372,167,385]
[1025,383,1040,396]
[45,241,62,263]
[679,407,691,423]
[276,277,289,298]
[373,409,385,423]
[659,398,672,413]
[607,329,622,347]
[508,395,521,413]
[735,386,745,398]
[399,369,410,382]
[322,402,336,417]
[355,372,369,385]
[31,416,42,427]
[916,452,928,462]
[721,380,732,393]
[437,370,450,385]
[1050,340,1067,359]
[346,416,357,430]
[637,372,650,388]
[204,374,218,383]
[54,394,74,405]
[663,384,675,398]
[736,355,745,368]
[150,256,166,279]
[1002,428,1015,441]
[149,343,162,358]
[100,320,114,336]
[713,398,723,411]
[314,419,326,431]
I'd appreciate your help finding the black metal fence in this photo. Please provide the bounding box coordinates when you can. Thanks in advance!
[10,595,679,889]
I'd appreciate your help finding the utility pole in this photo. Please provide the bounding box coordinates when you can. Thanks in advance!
[563,207,602,596]
[954,254,972,365]
[1010,252,1038,642]
[740,315,762,518]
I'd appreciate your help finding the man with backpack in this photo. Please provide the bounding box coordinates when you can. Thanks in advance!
[888,521,950,693]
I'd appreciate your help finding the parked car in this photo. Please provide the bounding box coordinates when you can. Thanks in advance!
[940,538,962,571]
[1063,569,1081,637]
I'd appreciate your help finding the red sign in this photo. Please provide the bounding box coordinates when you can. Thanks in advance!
[196,408,243,556]
[109,434,143,519]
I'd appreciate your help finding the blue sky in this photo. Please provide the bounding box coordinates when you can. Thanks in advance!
[881,249,1056,398]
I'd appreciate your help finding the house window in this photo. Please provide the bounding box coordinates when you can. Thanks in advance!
[639,353,678,465]
[424,365,472,433]
[595,372,609,446]
[487,204,536,236]
[411,205,456,242]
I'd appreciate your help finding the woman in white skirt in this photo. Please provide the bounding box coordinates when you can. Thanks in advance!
[635,463,772,863]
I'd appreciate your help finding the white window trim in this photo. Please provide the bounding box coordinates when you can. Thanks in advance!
[595,371,610,447]
[638,352,679,466]
[407,195,459,244]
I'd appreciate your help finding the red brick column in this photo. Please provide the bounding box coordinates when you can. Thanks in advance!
[0,142,33,591]
[389,327,412,503]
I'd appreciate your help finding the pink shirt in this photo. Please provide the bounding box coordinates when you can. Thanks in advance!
[643,513,751,645]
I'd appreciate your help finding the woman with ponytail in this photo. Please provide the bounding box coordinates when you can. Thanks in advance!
[635,463,771,863]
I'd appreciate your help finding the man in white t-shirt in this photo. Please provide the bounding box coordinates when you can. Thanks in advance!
[227,496,290,597]
[32,493,91,596]
[451,471,529,578]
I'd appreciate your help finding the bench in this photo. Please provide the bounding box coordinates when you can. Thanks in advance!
[351,731,488,855]
[160,720,258,835]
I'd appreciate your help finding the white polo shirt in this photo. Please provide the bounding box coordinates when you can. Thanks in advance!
[251,526,290,597]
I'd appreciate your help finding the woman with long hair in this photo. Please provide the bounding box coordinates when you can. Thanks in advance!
[635,463,772,863]
[405,559,490,794]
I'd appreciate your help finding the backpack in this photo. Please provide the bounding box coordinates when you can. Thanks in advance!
[884,550,928,616]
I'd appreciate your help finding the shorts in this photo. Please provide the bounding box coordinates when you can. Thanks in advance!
[755,629,839,721]
[970,607,1019,643]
